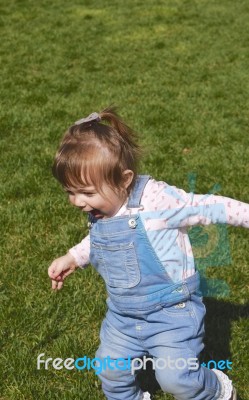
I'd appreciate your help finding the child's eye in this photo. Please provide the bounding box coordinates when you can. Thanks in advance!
[63,188,97,196]
[80,191,96,196]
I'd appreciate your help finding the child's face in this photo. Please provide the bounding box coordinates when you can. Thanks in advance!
[65,170,134,219]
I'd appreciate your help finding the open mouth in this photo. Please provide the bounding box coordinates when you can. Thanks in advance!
[89,209,103,219]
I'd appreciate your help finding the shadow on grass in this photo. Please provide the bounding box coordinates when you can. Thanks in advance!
[137,298,249,399]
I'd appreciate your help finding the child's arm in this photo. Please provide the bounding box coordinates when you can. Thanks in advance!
[143,180,249,229]
[167,188,249,228]
[48,235,90,290]
[48,252,78,290]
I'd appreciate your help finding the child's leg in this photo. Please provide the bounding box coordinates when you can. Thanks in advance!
[154,352,221,399]
[145,294,234,400]
[154,356,233,400]
[95,316,146,400]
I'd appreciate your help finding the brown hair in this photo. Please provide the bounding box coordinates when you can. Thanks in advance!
[52,106,141,196]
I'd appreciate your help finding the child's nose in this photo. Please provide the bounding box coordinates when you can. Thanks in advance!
[74,195,87,207]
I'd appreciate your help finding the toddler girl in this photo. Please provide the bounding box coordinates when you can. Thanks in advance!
[48,107,249,400]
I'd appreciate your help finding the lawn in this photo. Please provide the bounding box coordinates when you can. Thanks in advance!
[0,0,248,399]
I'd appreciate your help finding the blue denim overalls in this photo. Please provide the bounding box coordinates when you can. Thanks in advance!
[89,176,221,400]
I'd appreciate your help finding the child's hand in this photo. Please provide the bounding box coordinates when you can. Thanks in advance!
[48,253,78,290]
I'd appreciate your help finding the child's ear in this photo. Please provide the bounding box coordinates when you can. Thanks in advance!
[122,170,134,189]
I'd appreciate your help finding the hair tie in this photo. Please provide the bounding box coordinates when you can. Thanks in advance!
[74,112,101,125]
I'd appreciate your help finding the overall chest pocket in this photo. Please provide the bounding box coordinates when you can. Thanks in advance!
[91,241,140,288]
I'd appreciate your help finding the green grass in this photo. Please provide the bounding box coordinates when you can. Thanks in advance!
[0,0,249,399]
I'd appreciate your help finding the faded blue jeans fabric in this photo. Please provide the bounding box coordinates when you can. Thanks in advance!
[89,176,222,400]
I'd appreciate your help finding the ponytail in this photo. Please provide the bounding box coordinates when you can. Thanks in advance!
[99,106,135,145]
[53,106,142,194]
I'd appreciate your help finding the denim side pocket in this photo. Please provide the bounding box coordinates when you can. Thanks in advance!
[91,241,141,288]
[160,300,193,317]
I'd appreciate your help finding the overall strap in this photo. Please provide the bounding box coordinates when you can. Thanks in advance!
[127,175,151,209]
